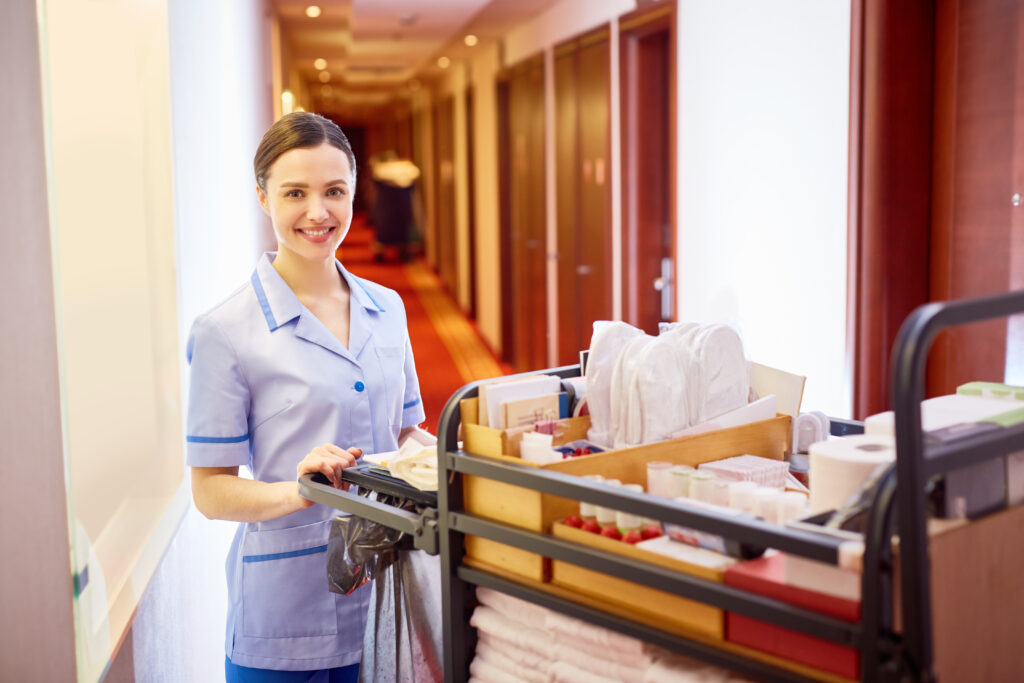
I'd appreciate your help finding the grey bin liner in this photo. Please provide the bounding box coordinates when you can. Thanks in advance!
[327,491,443,682]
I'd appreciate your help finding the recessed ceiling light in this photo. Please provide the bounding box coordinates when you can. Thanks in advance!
[318,71,331,83]
[305,5,321,18]
[320,84,333,96]
[464,34,479,47]
[313,58,327,71]
[437,56,451,69]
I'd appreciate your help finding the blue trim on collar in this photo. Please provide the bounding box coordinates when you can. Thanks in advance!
[242,544,328,563]
[187,433,250,444]
[403,397,422,410]
[251,270,278,330]
[353,277,386,312]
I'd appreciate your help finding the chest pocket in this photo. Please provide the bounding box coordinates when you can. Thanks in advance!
[375,346,405,427]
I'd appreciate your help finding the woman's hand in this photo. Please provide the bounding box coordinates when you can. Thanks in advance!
[295,443,362,506]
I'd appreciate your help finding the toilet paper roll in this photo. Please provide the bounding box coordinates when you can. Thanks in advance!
[808,435,896,514]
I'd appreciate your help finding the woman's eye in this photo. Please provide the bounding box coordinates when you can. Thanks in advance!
[285,189,303,198]
[327,187,346,197]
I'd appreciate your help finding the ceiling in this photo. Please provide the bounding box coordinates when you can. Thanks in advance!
[271,0,552,119]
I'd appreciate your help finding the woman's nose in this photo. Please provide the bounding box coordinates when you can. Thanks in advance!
[306,197,329,222]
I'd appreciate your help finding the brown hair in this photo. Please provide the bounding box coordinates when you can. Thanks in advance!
[253,112,356,191]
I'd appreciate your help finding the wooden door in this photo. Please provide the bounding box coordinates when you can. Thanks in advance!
[929,0,1024,394]
[555,42,580,365]
[554,28,613,366]
[506,57,548,372]
[466,88,477,319]
[434,97,458,296]
[620,4,675,335]
[497,77,516,364]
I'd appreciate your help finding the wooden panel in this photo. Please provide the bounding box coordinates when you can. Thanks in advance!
[1009,2,1024,377]
[930,0,1019,396]
[555,45,580,365]
[466,88,477,318]
[508,57,548,372]
[497,78,516,364]
[620,3,675,335]
[434,97,458,296]
[850,0,934,418]
[576,33,613,360]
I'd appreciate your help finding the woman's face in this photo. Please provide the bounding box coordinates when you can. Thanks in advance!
[258,142,354,263]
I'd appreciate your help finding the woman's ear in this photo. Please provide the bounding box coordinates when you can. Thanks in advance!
[256,184,270,215]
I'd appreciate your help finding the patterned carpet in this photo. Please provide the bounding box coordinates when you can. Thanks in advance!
[339,214,509,433]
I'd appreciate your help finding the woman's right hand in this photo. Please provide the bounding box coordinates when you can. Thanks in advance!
[295,444,362,507]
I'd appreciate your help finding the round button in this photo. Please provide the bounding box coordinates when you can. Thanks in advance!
[354,381,365,392]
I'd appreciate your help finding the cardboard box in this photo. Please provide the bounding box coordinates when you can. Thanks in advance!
[461,403,791,581]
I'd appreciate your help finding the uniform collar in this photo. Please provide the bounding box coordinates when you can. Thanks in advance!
[251,252,383,361]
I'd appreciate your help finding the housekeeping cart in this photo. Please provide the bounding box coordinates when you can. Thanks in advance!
[302,289,1024,682]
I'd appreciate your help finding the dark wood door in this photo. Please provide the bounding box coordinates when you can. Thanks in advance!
[929,0,1024,394]
[466,88,477,319]
[620,4,675,335]
[433,97,458,296]
[554,28,613,366]
[555,43,580,365]
[506,57,548,372]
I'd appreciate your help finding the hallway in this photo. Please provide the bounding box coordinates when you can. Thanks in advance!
[339,213,510,432]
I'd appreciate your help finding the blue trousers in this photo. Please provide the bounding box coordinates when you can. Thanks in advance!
[225,657,359,683]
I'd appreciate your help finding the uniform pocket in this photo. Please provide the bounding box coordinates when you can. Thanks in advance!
[241,519,338,639]
[375,345,406,426]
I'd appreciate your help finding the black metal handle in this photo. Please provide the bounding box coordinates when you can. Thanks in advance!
[890,289,1024,681]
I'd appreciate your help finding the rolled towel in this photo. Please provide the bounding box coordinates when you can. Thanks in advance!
[470,605,554,660]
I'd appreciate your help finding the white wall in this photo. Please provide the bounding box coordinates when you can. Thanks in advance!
[127,1,275,681]
[676,0,852,417]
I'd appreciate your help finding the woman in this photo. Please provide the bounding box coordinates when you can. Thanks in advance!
[187,112,426,682]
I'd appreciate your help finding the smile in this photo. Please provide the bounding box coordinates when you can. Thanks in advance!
[298,227,335,236]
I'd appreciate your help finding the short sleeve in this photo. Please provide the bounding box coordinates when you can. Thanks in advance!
[400,335,426,428]
[185,314,252,467]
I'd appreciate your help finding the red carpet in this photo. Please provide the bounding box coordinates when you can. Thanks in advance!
[339,214,508,432]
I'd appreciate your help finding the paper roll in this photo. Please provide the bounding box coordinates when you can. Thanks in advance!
[808,435,895,514]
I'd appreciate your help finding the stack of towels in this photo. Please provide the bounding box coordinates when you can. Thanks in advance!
[468,587,749,682]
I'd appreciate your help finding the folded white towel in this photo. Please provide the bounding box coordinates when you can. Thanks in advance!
[469,655,527,683]
[550,660,623,683]
[643,650,752,683]
[552,633,648,681]
[471,605,553,660]
[544,610,646,657]
[477,587,552,627]
[475,636,550,683]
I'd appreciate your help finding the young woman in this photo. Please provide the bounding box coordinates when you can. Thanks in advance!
[187,112,425,682]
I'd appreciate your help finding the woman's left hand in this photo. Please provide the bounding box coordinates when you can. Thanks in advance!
[296,443,362,493]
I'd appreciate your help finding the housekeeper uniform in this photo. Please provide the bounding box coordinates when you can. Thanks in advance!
[186,253,426,670]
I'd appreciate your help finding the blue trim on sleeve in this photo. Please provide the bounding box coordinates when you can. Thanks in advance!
[250,271,278,330]
[353,277,386,312]
[187,433,250,444]
[242,544,328,563]
[403,397,422,410]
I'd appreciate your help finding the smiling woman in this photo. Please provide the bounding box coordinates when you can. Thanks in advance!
[187,112,428,681]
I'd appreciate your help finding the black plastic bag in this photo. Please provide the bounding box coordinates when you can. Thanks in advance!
[326,490,410,595]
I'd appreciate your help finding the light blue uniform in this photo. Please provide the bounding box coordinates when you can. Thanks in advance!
[186,253,426,671]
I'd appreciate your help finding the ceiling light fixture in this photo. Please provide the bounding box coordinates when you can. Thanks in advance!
[320,84,333,96]
[464,34,479,47]
[318,71,331,83]
[305,5,321,18]
[437,56,451,69]
[313,58,327,71]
